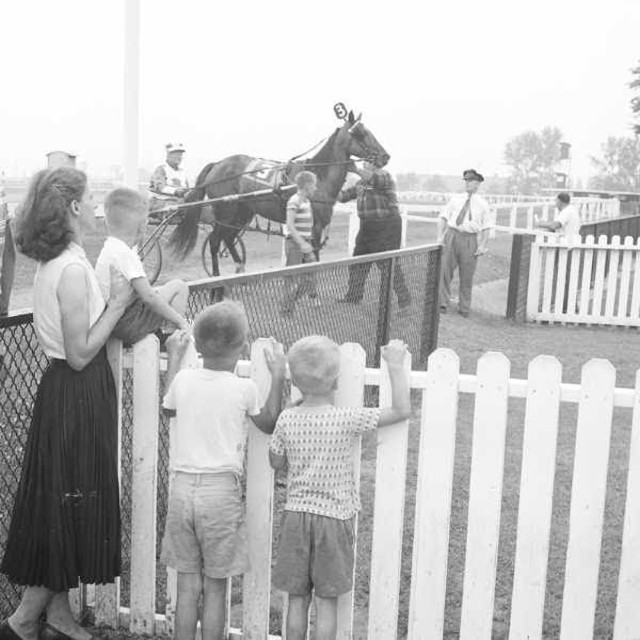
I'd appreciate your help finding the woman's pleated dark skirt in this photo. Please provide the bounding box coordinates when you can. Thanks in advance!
[0,348,121,591]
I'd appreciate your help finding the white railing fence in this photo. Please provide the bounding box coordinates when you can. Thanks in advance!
[346,198,620,255]
[77,337,640,639]
[526,234,640,326]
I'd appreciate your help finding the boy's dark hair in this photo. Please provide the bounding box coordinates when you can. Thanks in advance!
[557,192,571,204]
[16,167,87,262]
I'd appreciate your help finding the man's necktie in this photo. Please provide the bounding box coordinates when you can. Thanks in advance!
[455,196,472,227]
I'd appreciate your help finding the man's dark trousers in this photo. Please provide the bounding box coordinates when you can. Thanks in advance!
[342,216,410,306]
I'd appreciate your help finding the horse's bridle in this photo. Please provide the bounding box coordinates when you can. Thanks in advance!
[347,120,383,167]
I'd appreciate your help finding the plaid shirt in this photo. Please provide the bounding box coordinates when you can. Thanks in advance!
[338,170,399,220]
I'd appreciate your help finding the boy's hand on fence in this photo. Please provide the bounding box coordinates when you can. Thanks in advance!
[166,330,191,359]
[264,338,286,379]
[381,339,408,368]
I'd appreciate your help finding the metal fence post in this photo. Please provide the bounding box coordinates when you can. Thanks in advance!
[375,256,394,367]
[507,234,535,322]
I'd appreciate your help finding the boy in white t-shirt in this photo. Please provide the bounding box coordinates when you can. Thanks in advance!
[269,336,410,640]
[162,301,286,640]
[95,187,190,347]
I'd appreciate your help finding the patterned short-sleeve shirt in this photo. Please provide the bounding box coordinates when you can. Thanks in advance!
[269,405,381,519]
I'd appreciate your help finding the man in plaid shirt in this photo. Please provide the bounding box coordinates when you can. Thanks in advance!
[337,160,410,310]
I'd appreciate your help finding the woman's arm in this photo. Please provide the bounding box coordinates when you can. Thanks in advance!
[59,264,127,371]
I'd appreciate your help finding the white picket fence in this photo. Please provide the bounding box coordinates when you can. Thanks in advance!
[77,336,640,639]
[526,234,640,326]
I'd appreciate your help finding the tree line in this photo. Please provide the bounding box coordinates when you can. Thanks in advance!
[398,60,640,195]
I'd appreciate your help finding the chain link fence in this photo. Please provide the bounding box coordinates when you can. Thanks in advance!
[0,244,441,617]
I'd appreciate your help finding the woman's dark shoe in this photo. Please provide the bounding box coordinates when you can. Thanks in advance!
[0,620,23,640]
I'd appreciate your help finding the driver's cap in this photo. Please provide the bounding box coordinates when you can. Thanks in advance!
[166,142,186,153]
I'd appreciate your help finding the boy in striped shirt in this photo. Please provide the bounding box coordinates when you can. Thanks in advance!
[281,171,319,315]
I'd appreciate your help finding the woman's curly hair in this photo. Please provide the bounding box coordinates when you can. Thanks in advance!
[15,167,87,263]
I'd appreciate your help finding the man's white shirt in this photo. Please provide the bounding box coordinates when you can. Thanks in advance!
[555,204,581,239]
[440,193,492,233]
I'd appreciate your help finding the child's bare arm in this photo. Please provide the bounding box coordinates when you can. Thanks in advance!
[130,276,189,331]
[161,330,191,417]
[251,340,287,434]
[378,340,411,427]
[269,450,287,470]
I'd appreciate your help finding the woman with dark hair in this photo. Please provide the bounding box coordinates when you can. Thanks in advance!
[0,167,129,640]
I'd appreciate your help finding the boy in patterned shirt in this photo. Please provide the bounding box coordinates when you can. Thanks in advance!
[269,336,410,640]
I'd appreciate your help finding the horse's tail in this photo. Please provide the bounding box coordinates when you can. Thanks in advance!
[169,162,217,259]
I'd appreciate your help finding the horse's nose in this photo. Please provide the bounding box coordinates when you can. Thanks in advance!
[380,153,390,166]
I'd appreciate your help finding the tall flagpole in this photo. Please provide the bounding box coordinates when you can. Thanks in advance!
[123,0,140,188]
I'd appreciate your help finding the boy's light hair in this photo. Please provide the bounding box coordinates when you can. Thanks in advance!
[288,335,340,394]
[104,187,148,231]
[194,300,249,357]
[295,171,317,189]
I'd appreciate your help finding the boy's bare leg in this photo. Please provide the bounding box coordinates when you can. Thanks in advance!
[155,279,189,315]
[8,586,54,640]
[202,577,227,640]
[286,594,312,640]
[314,595,338,640]
[176,572,203,640]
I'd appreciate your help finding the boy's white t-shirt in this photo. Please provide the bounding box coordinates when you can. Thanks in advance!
[163,368,262,475]
[95,236,147,301]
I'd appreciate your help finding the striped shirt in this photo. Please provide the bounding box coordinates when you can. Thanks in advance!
[338,170,400,220]
[286,193,313,240]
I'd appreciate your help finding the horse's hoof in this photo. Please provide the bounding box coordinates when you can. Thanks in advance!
[235,264,246,274]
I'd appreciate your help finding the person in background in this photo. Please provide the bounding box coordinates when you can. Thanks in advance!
[536,192,582,313]
[280,171,320,315]
[438,168,492,318]
[536,192,581,238]
[0,167,129,640]
[269,336,410,640]
[149,143,190,222]
[161,302,285,640]
[336,160,411,313]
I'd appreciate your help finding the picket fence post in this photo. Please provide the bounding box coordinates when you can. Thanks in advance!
[129,335,160,635]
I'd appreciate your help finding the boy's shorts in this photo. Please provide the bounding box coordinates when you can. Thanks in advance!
[272,511,355,598]
[112,298,163,347]
[160,472,249,579]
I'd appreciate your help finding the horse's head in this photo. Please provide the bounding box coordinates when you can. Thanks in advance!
[335,106,390,168]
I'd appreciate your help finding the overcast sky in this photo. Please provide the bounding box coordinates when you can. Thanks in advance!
[1,0,638,182]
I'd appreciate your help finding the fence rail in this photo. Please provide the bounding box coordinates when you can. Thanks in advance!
[67,342,640,638]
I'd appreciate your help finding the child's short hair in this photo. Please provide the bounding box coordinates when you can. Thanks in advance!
[295,171,317,189]
[194,301,249,357]
[288,336,340,394]
[104,187,148,230]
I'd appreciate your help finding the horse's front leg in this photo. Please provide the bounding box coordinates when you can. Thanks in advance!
[224,233,245,274]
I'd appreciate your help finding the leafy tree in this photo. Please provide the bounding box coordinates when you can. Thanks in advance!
[631,60,640,135]
[504,126,564,194]
[589,136,640,191]
[424,174,447,192]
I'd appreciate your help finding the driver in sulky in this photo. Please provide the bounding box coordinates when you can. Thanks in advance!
[148,142,191,222]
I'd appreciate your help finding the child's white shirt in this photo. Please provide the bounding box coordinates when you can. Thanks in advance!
[163,368,261,475]
[95,236,147,301]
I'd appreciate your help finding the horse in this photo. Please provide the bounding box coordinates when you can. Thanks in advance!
[169,107,390,276]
